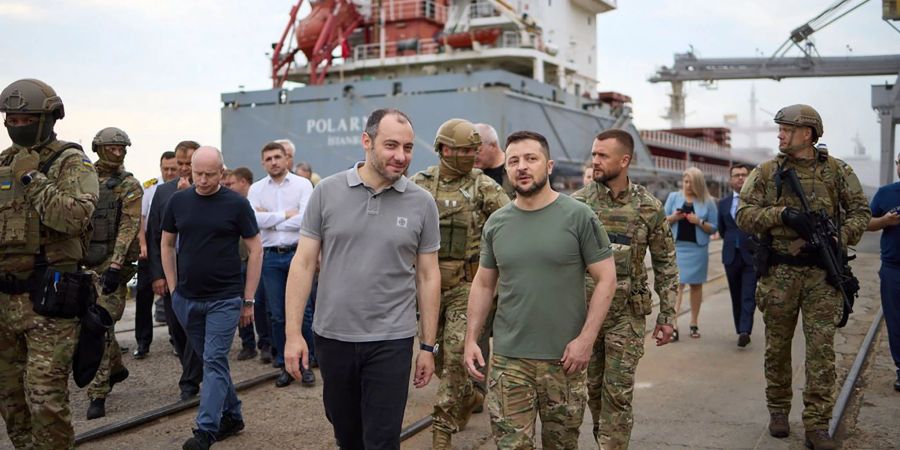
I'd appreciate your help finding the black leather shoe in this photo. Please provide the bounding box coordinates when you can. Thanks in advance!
[301,367,316,387]
[236,347,258,361]
[259,346,273,364]
[275,369,294,388]
[215,414,245,441]
[180,390,199,402]
[86,398,106,420]
[894,372,900,392]
[738,333,751,348]
[132,346,149,360]
[183,429,213,450]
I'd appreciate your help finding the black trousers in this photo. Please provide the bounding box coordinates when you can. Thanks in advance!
[315,334,413,450]
[164,292,203,394]
[725,253,757,335]
[134,259,155,347]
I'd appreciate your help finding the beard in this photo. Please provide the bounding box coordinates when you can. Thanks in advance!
[370,150,403,182]
[595,166,621,184]
[514,172,548,197]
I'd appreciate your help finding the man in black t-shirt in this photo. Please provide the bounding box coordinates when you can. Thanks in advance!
[161,147,263,450]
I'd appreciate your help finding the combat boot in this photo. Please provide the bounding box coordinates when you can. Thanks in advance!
[86,398,106,420]
[804,429,836,450]
[432,429,451,450]
[768,412,790,438]
[459,389,485,430]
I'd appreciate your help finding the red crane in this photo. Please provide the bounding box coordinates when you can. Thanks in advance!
[271,0,363,87]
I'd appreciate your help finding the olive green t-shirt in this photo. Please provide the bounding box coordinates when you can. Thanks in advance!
[480,194,612,359]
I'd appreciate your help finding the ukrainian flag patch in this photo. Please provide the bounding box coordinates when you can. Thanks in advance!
[126,192,137,201]
[0,181,11,190]
[82,158,93,167]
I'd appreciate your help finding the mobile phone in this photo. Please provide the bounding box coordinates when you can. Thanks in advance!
[888,206,900,215]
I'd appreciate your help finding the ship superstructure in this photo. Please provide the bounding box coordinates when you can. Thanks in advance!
[222,0,762,192]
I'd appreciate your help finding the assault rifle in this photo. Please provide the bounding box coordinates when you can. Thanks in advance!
[781,168,859,327]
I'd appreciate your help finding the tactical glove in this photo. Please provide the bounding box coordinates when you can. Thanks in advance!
[781,207,814,240]
[100,267,121,295]
[12,149,40,180]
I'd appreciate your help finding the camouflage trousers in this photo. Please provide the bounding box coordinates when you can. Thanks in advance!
[87,265,134,400]
[487,354,587,450]
[587,308,646,450]
[756,264,841,430]
[0,292,78,450]
[433,283,479,434]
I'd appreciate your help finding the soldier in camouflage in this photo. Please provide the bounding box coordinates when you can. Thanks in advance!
[411,118,510,449]
[572,129,678,449]
[736,104,870,450]
[0,79,99,449]
[84,127,143,420]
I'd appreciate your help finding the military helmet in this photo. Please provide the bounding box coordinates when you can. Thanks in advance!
[92,127,131,153]
[434,118,482,152]
[0,79,65,119]
[774,104,823,140]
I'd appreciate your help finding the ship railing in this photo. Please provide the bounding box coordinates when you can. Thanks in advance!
[500,30,539,49]
[652,156,687,173]
[640,130,732,155]
[468,1,501,19]
[651,156,731,180]
[352,38,441,61]
[369,0,448,23]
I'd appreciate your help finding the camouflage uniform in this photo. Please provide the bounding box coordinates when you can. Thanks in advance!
[573,180,678,449]
[736,147,869,431]
[0,141,99,449]
[411,164,509,435]
[85,164,142,401]
[487,354,587,450]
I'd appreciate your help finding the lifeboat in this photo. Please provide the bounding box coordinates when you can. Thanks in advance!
[297,0,362,59]
[440,28,501,49]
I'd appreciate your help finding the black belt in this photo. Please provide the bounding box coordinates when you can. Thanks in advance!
[264,245,297,254]
[607,233,632,246]
[770,251,819,267]
[0,273,33,295]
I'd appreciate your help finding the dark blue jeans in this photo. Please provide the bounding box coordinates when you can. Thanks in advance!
[172,292,243,435]
[315,334,413,450]
[262,250,316,366]
[238,269,271,350]
[881,262,900,373]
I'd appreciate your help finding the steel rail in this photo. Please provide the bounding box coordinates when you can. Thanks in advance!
[73,370,281,445]
[829,306,884,437]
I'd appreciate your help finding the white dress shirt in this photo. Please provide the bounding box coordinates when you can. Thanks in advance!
[731,191,739,219]
[141,179,160,232]
[248,172,314,247]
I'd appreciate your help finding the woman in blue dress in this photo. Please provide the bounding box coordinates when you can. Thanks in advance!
[665,167,718,340]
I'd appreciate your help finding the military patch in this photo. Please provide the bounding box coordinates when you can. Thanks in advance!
[82,158,93,167]
[126,191,137,201]
[0,181,11,190]
[142,177,158,188]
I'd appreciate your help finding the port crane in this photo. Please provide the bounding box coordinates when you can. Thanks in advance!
[650,0,900,183]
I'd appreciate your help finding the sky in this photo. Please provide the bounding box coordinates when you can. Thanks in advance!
[1,0,898,185]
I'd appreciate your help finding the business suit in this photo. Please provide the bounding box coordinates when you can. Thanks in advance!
[718,191,757,336]
[148,179,203,396]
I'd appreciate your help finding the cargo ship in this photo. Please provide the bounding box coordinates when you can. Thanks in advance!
[221,0,764,194]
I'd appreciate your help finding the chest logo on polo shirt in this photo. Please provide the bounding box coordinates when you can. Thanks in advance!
[397,216,408,228]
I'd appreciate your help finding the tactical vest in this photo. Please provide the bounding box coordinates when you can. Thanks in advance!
[417,166,487,290]
[0,141,90,272]
[82,173,127,267]
[575,183,656,316]
[757,150,845,252]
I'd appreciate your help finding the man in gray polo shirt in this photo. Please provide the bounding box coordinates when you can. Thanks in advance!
[284,108,441,449]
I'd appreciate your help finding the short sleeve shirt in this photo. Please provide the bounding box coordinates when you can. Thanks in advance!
[162,187,259,300]
[300,163,440,342]
[870,181,900,266]
[481,194,612,359]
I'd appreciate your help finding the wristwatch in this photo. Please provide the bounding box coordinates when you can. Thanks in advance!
[420,342,440,355]
[20,170,39,186]
[242,298,255,307]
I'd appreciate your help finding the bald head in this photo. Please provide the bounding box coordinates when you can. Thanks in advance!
[191,146,225,195]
